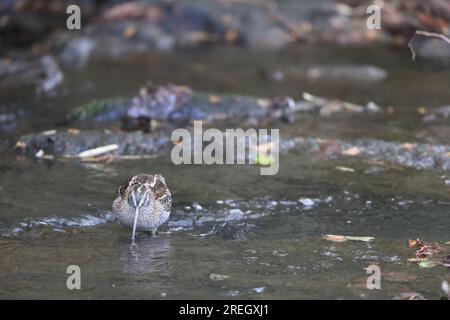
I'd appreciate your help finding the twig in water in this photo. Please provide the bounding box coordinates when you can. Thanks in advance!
[408,30,450,60]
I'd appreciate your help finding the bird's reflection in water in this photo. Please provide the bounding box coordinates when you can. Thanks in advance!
[118,234,172,275]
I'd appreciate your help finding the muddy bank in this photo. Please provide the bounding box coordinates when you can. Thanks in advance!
[3,0,448,72]
[42,0,450,65]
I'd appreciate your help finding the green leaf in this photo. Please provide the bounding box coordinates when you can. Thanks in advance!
[256,154,273,166]
[418,260,439,268]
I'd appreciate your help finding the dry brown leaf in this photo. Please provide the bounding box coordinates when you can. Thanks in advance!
[417,107,427,115]
[123,25,137,38]
[208,95,220,104]
[67,128,80,135]
[14,141,27,149]
[408,239,418,248]
[257,98,271,108]
[323,234,347,242]
[400,143,416,150]
[367,160,385,166]
[221,13,233,24]
[224,29,238,43]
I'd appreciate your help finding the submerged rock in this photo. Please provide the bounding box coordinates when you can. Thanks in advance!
[67,84,382,126]
[423,105,450,124]
[12,129,170,158]
[306,65,387,82]
[283,137,450,172]
[48,2,245,68]
[11,126,450,174]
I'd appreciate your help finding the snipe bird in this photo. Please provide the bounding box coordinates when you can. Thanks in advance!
[113,174,172,240]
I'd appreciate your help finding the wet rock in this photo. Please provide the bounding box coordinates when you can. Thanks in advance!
[10,127,450,175]
[67,84,382,126]
[283,136,450,172]
[48,2,245,68]
[411,37,450,61]
[127,84,193,120]
[12,129,170,158]
[337,0,450,51]
[306,65,387,82]
[208,222,255,241]
[0,112,17,133]
[423,105,450,123]
[0,54,63,93]
[54,36,96,69]
[0,0,97,48]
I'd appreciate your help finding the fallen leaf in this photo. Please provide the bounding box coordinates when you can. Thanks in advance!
[209,273,230,281]
[123,25,137,38]
[14,141,27,149]
[67,128,80,135]
[418,260,439,268]
[400,143,416,150]
[342,146,361,156]
[367,159,385,166]
[224,29,237,43]
[256,154,273,166]
[221,13,233,24]
[323,235,347,242]
[208,95,220,104]
[257,98,271,108]
[408,239,418,248]
[417,107,427,115]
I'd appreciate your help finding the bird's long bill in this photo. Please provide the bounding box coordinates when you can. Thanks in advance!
[131,207,140,241]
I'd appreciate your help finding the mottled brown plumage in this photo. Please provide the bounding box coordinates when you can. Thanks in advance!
[113,174,171,240]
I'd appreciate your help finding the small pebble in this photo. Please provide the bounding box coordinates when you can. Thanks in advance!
[35,149,44,158]
[249,287,265,294]
[299,198,315,206]
[192,202,202,211]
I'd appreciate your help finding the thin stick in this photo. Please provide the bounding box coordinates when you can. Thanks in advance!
[408,30,450,60]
